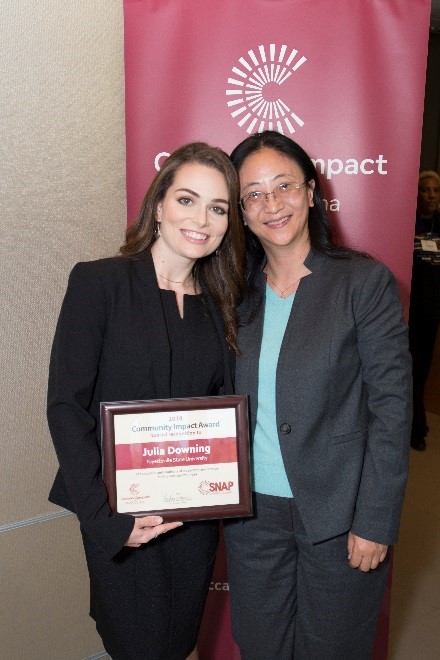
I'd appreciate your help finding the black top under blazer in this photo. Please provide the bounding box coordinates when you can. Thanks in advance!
[235,249,412,546]
[47,252,234,558]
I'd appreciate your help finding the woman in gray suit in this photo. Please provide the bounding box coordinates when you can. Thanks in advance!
[47,142,244,660]
[224,131,412,660]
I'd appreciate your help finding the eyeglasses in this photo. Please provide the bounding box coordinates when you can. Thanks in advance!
[239,180,307,213]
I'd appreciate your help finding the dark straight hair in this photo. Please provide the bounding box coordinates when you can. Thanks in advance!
[230,131,359,313]
[230,130,352,262]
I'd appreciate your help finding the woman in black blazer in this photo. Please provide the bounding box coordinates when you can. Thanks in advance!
[224,131,412,660]
[47,142,244,660]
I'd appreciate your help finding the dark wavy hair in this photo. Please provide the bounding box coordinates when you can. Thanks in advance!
[120,142,245,353]
[230,131,353,283]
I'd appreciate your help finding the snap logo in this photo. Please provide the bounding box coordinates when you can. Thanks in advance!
[198,480,234,494]
[210,481,234,492]
[198,480,211,495]
[226,43,307,135]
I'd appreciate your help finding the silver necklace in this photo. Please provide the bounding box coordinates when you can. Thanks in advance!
[265,272,301,298]
[157,272,193,285]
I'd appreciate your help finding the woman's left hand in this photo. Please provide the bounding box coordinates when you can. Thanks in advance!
[124,515,183,547]
[347,531,388,572]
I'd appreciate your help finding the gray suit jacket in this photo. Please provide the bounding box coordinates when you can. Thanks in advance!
[235,250,412,545]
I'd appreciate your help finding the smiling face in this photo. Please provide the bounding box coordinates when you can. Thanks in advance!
[154,162,229,264]
[238,147,314,255]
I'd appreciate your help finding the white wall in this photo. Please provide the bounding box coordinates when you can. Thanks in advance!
[1,1,126,657]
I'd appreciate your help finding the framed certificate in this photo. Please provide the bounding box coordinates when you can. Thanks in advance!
[101,395,252,521]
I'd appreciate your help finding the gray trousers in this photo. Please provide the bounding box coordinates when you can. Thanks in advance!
[224,493,389,660]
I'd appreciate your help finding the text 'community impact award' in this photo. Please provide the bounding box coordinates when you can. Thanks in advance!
[101,395,252,521]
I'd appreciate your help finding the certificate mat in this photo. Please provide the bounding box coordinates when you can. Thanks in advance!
[101,395,251,520]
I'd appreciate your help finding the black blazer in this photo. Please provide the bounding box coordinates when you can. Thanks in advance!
[47,252,234,558]
[235,250,412,546]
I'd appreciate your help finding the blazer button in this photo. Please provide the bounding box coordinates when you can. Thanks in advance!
[280,423,291,434]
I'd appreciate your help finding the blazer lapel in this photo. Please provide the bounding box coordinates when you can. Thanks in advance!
[238,251,328,434]
[236,272,266,435]
[131,252,172,399]
[281,250,328,356]
[131,251,235,399]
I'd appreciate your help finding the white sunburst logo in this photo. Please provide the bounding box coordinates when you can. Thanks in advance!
[226,43,307,135]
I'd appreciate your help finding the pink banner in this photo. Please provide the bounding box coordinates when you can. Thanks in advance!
[123,1,431,657]
[124,0,430,315]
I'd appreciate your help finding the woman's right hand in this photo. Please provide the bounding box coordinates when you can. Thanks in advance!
[124,515,183,547]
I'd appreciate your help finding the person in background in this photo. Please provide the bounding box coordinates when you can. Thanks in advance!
[415,170,440,235]
[224,130,412,660]
[409,170,440,450]
[47,142,244,660]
